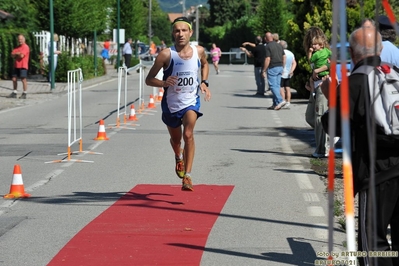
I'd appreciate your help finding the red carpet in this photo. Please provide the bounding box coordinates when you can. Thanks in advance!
[48,184,234,265]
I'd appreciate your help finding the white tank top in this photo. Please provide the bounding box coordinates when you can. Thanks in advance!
[163,45,200,113]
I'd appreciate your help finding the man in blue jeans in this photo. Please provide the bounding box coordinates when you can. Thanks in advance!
[262,32,286,110]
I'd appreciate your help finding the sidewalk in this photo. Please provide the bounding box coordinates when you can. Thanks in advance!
[0,64,118,111]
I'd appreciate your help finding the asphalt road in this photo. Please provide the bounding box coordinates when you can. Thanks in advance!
[0,64,346,265]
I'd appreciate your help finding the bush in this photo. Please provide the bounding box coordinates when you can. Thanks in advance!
[54,53,105,82]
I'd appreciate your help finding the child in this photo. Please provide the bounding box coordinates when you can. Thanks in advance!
[307,36,332,93]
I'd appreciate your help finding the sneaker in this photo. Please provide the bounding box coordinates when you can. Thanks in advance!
[175,149,185,179]
[283,102,290,109]
[19,93,27,99]
[182,175,194,191]
[274,101,286,110]
[6,92,17,98]
[267,105,276,110]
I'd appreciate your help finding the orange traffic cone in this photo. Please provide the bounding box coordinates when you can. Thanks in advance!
[4,164,31,199]
[157,88,164,102]
[94,119,109,140]
[128,104,138,121]
[147,94,155,109]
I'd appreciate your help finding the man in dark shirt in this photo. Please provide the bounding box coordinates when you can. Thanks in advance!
[322,27,399,266]
[262,32,286,110]
[241,36,267,96]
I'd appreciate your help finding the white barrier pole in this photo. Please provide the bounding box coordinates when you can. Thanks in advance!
[46,68,101,163]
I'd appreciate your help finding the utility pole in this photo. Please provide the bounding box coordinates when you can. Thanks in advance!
[149,0,152,47]
[195,5,202,43]
[49,0,54,89]
[117,0,120,69]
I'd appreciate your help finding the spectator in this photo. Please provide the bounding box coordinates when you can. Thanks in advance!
[262,32,286,110]
[321,26,399,266]
[303,26,330,158]
[101,39,111,62]
[279,40,296,108]
[377,15,399,67]
[48,33,61,84]
[145,17,211,191]
[7,34,30,99]
[241,36,267,96]
[123,38,133,74]
[210,43,221,74]
[160,40,167,51]
[272,33,280,43]
[150,41,157,56]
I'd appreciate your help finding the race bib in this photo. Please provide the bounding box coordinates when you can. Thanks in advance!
[175,71,196,93]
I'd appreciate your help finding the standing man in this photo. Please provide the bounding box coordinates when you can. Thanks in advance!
[122,38,133,73]
[279,40,296,108]
[160,40,167,51]
[241,36,267,96]
[262,32,286,110]
[8,34,30,99]
[377,15,399,67]
[145,17,211,191]
[322,27,399,266]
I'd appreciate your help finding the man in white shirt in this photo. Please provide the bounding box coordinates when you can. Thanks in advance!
[123,38,133,72]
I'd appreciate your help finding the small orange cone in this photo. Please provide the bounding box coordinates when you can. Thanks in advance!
[4,164,31,199]
[94,119,109,140]
[157,88,164,101]
[147,94,155,109]
[128,104,138,121]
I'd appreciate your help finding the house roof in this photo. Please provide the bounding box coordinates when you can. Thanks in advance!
[168,13,183,23]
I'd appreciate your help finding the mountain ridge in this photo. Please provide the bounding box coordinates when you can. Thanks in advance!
[158,0,208,13]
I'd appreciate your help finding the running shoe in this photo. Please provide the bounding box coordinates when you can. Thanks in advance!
[175,149,185,179]
[182,175,194,191]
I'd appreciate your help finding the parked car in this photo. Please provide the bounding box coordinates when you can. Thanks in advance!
[332,42,352,81]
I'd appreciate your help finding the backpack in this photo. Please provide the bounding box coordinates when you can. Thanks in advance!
[353,64,399,135]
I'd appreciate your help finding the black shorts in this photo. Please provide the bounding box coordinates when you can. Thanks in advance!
[12,68,28,78]
[280,78,290,87]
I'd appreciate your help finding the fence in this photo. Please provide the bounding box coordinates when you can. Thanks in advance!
[33,30,88,65]
[227,49,248,65]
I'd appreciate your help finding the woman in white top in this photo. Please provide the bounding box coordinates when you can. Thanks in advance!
[48,33,61,83]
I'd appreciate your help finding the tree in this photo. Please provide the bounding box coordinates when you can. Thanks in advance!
[207,0,255,26]
[35,0,110,38]
[253,0,286,37]
[142,0,172,45]
[0,0,39,31]
[109,0,146,42]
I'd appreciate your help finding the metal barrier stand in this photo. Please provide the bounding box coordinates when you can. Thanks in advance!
[46,68,102,163]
